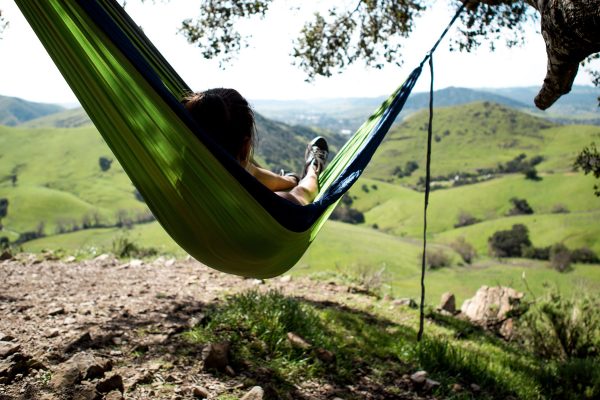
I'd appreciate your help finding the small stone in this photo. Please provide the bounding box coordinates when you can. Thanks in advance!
[201,342,230,372]
[225,365,236,376]
[96,374,124,394]
[470,383,481,392]
[48,307,65,316]
[279,275,292,283]
[410,370,428,385]
[64,256,76,263]
[44,329,60,338]
[94,254,110,262]
[451,383,463,392]
[129,259,143,267]
[251,279,264,285]
[286,332,311,350]
[105,390,124,400]
[392,298,417,308]
[424,378,441,391]
[63,317,77,325]
[314,347,335,363]
[192,386,210,398]
[64,332,92,353]
[0,333,15,342]
[439,292,456,314]
[50,364,81,389]
[0,342,20,359]
[240,386,264,400]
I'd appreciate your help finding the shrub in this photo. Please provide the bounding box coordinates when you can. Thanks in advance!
[522,245,550,260]
[507,197,534,216]
[426,248,451,269]
[571,247,600,264]
[0,236,8,249]
[111,235,158,258]
[0,198,7,218]
[99,156,113,172]
[523,167,541,181]
[551,203,570,214]
[520,291,600,360]
[488,224,531,258]
[450,237,476,264]
[454,210,480,228]
[550,243,572,272]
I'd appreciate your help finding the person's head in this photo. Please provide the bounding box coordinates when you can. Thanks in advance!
[182,88,255,166]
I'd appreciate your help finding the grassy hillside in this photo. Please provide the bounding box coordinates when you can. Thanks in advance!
[0,95,65,126]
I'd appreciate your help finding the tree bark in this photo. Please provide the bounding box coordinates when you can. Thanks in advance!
[467,0,600,109]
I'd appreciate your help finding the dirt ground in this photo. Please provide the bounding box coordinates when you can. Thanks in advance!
[0,252,434,400]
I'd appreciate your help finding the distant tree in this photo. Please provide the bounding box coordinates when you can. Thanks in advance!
[571,247,599,264]
[0,198,8,219]
[573,142,600,196]
[507,197,534,216]
[99,156,113,172]
[450,236,477,264]
[488,223,531,257]
[523,167,541,181]
[454,210,480,228]
[550,243,572,272]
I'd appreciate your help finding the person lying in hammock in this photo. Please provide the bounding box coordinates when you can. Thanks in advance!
[182,88,329,206]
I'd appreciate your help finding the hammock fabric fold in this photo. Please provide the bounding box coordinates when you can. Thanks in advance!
[15,0,423,278]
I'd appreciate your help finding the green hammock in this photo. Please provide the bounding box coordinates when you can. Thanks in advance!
[15,0,437,278]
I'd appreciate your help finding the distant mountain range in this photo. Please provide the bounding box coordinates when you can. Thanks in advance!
[0,95,65,126]
[253,85,599,133]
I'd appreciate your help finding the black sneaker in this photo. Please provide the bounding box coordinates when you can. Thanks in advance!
[302,136,329,178]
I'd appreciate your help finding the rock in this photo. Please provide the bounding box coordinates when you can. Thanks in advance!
[73,382,101,400]
[192,386,210,398]
[314,347,335,363]
[279,275,292,283]
[96,374,124,394]
[48,307,65,316]
[0,353,30,384]
[240,386,264,400]
[225,365,236,376]
[424,378,441,391]
[410,370,428,385]
[392,298,417,308]
[50,364,82,389]
[64,256,77,263]
[129,259,143,267]
[201,342,230,372]
[64,332,93,353]
[0,333,15,342]
[67,352,111,381]
[286,332,311,350]
[44,329,60,338]
[451,383,463,392]
[94,254,111,262]
[470,383,481,392]
[251,279,264,285]
[105,390,124,400]
[439,292,456,314]
[0,341,20,358]
[461,286,524,338]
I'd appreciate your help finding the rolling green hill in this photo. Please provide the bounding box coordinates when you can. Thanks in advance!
[0,95,65,126]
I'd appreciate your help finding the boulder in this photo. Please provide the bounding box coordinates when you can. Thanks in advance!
[439,292,456,314]
[460,286,524,338]
[240,386,264,400]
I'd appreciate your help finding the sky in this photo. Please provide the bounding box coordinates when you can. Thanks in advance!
[0,0,596,106]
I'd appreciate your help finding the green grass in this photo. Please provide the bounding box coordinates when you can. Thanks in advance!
[179,288,599,399]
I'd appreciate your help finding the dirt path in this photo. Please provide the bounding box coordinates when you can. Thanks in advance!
[0,252,429,400]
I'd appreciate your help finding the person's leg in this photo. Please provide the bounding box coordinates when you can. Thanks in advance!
[276,137,328,206]
[276,166,319,205]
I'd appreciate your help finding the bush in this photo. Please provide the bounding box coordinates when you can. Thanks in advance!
[488,224,531,258]
[454,210,480,228]
[551,203,570,214]
[522,245,550,260]
[0,236,8,249]
[450,237,476,264]
[111,236,158,258]
[550,243,572,272]
[520,291,600,360]
[507,197,534,216]
[0,198,7,218]
[524,167,541,181]
[571,247,600,264]
[99,156,113,172]
[426,248,451,269]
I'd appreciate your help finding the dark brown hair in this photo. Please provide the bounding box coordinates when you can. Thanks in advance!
[182,88,255,166]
